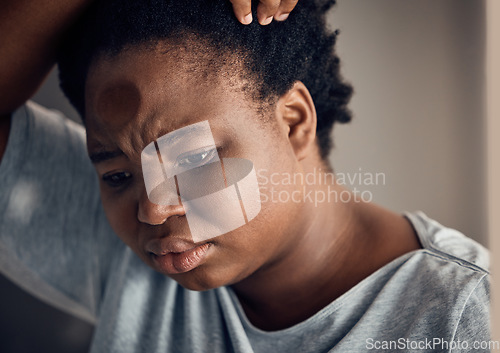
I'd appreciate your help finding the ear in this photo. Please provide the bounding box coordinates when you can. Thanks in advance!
[275,81,317,161]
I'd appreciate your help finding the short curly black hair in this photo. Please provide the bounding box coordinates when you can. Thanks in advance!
[58,0,352,159]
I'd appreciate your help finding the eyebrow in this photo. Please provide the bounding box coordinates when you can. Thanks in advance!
[88,123,210,164]
[89,150,124,164]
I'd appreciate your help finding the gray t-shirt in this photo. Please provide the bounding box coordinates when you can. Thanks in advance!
[0,102,491,352]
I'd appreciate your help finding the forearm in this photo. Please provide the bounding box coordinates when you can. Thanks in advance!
[0,0,92,115]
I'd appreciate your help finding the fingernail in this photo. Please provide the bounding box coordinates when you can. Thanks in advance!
[275,13,289,21]
[262,16,273,25]
[242,13,253,25]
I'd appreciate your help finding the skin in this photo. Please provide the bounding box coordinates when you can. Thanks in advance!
[0,0,296,160]
[85,42,422,331]
[0,0,92,117]
[230,0,299,25]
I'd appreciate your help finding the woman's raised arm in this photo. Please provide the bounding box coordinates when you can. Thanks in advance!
[0,0,94,116]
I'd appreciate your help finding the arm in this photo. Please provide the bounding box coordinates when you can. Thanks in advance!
[0,0,298,162]
[0,0,298,118]
[0,0,94,116]
[0,0,93,162]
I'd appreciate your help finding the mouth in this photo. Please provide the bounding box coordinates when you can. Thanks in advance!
[148,241,213,274]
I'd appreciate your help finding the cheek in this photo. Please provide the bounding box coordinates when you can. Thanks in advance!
[220,129,301,239]
[100,186,139,248]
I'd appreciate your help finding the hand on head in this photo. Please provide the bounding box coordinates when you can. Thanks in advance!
[230,0,298,25]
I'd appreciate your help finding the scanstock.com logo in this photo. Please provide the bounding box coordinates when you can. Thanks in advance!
[141,121,261,242]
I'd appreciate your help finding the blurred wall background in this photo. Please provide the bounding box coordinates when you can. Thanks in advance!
[329,0,486,245]
[0,1,487,352]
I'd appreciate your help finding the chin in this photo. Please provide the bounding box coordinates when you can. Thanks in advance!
[169,267,231,292]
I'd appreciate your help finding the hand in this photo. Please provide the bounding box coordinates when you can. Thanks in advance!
[230,0,298,25]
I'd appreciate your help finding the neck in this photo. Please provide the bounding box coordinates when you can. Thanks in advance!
[230,155,421,331]
[230,158,376,330]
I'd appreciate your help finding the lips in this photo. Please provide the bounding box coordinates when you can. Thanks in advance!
[146,238,212,274]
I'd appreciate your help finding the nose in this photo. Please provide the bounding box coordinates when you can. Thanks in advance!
[137,193,185,225]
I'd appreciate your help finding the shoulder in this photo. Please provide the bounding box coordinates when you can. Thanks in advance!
[0,101,104,237]
[21,100,86,148]
[406,211,489,273]
[5,100,92,176]
[391,212,489,311]
[0,102,116,321]
[16,100,84,134]
[394,212,490,342]
[4,101,88,172]
[403,211,489,304]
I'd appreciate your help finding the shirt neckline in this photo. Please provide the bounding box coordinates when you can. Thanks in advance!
[225,211,428,337]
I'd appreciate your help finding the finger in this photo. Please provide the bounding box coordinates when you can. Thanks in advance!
[257,0,281,25]
[274,0,298,21]
[229,0,253,25]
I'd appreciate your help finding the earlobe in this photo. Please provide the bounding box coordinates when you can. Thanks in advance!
[277,81,317,161]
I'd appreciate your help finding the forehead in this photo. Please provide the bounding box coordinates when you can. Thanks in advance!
[84,41,260,154]
[86,42,232,127]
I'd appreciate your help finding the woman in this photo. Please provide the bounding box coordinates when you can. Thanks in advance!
[0,0,489,352]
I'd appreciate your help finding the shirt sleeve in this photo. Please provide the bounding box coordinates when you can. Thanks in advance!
[0,101,121,324]
[451,273,491,352]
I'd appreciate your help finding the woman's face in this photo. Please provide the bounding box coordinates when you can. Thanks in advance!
[84,43,309,290]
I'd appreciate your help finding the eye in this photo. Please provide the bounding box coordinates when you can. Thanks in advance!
[102,171,132,188]
[176,148,217,168]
